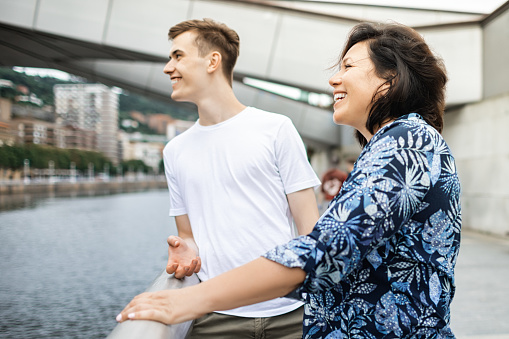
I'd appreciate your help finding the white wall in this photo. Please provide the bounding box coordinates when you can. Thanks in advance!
[442,93,509,237]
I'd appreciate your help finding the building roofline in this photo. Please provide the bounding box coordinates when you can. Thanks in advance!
[209,0,488,29]
[482,0,509,26]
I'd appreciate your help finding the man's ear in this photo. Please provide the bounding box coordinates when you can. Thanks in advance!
[207,51,222,74]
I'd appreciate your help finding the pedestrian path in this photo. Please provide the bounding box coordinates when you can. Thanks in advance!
[451,229,509,338]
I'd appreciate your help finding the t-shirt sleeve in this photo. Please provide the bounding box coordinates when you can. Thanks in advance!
[264,123,434,295]
[163,144,187,217]
[274,118,321,194]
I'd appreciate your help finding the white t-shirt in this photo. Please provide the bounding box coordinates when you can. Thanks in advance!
[163,107,320,317]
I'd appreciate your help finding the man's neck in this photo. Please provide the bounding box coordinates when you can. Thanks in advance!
[196,87,246,126]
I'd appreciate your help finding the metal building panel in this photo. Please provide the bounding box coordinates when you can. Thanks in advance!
[190,1,279,78]
[105,0,189,57]
[483,9,509,98]
[35,0,109,43]
[232,82,261,108]
[300,105,342,145]
[421,25,483,106]
[92,60,155,89]
[270,13,351,93]
[0,0,37,28]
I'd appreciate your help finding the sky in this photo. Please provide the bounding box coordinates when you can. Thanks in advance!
[13,67,73,81]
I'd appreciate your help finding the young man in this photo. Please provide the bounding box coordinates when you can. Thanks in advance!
[162,19,320,338]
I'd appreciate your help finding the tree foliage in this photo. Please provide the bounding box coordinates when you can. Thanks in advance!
[0,67,80,106]
[120,159,150,174]
[0,144,153,174]
[0,144,110,171]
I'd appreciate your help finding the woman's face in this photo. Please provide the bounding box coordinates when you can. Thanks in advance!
[329,41,387,140]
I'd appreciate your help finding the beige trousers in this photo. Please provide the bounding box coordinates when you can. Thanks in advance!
[187,306,304,339]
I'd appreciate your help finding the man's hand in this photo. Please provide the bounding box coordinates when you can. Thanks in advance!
[166,235,201,279]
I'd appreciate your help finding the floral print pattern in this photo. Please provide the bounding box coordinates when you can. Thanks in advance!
[265,114,461,338]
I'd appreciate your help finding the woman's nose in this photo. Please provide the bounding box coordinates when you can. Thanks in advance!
[329,72,342,87]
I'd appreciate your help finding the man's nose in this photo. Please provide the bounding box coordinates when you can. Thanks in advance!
[163,61,174,74]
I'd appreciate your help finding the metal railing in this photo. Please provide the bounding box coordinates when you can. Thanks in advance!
[107,271,200,339]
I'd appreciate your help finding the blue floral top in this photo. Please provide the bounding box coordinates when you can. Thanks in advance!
[264,114,461,338]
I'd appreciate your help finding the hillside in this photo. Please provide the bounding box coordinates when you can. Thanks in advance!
[0,67,197,123]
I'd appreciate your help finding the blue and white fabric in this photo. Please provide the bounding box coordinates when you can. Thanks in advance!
[265,113,462,338]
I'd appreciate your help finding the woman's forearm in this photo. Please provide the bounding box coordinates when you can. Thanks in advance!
[196,257,306,313]
[117,257,306,325]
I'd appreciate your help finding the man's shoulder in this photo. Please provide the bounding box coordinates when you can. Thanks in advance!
[163,124,196,153]
[247,107,290,121]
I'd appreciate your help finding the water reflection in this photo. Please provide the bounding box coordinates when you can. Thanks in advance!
[0,189,176,338]
[0,193,41,211]
[0,187,157,213]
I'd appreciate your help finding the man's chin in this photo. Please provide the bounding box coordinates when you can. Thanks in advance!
[170,93,182,101]
[170,95,193,105]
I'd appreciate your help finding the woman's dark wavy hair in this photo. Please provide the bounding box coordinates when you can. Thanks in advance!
[340,22,447,147]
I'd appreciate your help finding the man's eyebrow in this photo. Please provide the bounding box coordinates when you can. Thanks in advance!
[169,49,183,59]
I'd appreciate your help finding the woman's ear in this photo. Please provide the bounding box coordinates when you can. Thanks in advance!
[377,73,396,96]
[207,51,222,74]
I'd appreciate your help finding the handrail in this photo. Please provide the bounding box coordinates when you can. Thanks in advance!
[107,270,200,339]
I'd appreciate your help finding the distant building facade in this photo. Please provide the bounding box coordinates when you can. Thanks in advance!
[119,131,166,172]
[10,117,65,147]
[0,98,14,146]
[166,119,194,140]
[54,84,119,164]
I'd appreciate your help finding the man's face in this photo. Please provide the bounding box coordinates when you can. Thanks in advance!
[163,31,209,103]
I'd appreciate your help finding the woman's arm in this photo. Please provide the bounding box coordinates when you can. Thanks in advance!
[116,257,306,325]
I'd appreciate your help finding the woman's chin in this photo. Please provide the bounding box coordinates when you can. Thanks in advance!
[332,112,344,125]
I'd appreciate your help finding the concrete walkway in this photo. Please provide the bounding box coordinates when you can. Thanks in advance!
[451,230,509,338]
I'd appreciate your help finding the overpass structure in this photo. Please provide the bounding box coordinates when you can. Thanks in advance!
[2,0,509,237]
[0,0,502,149]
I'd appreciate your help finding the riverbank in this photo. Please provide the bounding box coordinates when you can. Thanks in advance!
[0,177,167,196]
[0,177,168,212]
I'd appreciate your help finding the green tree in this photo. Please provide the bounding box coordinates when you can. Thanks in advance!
[0,144,113,173]
[121,159,150,174]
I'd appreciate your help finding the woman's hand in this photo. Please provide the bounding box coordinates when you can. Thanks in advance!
[115,289,202,325]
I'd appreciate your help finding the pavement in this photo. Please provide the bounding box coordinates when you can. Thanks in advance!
[450,229,509,338]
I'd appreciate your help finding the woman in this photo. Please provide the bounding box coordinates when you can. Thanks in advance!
[117,22,461,338]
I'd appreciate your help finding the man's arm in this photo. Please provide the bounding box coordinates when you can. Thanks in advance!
[117,257,305,325]
[166,214,201,279]
[287,187,320,235]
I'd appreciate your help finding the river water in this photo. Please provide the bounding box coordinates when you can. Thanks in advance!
[0,190,177,338]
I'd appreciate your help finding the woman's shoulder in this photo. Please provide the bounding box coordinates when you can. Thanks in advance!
[372,113,442,150]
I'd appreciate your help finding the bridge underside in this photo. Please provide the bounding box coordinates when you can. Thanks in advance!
[0,0,492,148]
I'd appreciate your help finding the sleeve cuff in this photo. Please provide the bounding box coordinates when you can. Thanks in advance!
[263,235,318,299]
